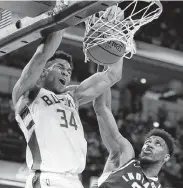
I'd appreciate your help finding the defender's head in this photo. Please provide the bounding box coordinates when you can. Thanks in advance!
[40,51,73,93]
[139,128,174,167]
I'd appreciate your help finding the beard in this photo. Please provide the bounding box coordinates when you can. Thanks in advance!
[44,77,64,94]
[138,153,157,166]
[139,157,156,166]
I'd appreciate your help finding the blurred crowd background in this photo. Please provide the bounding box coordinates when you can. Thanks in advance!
[0,1,183,188]
[136,1,183,51]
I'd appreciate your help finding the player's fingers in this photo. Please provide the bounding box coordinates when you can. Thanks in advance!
[63,0,69,5]
[103,5,115,19]
[103,7,110,19]
[116,7,124,21]
[107,6,117,21]
[113,6,120,24]
[99,10,104,18]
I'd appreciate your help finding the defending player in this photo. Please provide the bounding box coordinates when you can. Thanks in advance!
[12,9,123,188]
[93,67,174,188]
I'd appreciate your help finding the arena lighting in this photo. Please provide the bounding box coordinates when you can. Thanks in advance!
[153,122,160,128]
[0,179,25,188]
[136,41,183,67]
[140,78,147,84]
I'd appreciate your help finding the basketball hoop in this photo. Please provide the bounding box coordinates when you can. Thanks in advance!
[83,0,162,62]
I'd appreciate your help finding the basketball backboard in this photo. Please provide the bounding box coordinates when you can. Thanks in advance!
[0,1,56,17]
[0,1,120,57]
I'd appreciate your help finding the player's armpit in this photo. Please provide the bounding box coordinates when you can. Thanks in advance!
[14,85,41,115]
[74,58,123,106]
[103,151,121,173]
[65,85,79,92]
[103,137,135,173]
[28,85,41,103]
[116,135,135,166]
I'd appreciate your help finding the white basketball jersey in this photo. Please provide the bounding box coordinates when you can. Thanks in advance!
[16,88,87,174]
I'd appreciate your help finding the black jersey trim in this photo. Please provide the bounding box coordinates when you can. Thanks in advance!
[19,106,30,120]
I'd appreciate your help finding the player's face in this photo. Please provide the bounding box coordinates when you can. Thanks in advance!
[45,59,72,93]
[139,136,169,165]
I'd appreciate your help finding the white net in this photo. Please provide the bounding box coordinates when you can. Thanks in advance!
[83,0,162,62]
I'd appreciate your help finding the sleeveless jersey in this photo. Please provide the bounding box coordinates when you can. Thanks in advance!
[98,159,162,188]
[16,88,87,174]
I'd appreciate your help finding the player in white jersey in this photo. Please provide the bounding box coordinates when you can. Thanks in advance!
[12,9,123,188]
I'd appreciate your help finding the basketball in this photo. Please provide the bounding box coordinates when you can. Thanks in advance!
[86,32,126,65]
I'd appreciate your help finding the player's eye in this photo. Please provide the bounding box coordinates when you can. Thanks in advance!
[56,64,64,69]
[145,140,151,144]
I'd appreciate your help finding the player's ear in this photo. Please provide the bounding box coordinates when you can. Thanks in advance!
[37,68,48,85]
[163,154,170,163]
[40,69,47,79]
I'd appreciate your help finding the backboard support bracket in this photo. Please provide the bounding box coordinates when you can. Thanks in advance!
[0,1,119,57]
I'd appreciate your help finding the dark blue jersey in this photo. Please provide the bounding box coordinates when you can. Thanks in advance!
[98,159,161,188]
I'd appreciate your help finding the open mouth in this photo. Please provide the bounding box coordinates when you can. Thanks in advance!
[59,79,66,85]
[144,148,152,154]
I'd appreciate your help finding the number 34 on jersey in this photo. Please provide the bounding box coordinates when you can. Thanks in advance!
[57,108,78,130]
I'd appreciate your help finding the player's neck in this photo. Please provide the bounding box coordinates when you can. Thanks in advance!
[141,162,161,178]
[42,82,65,94]
[43,86,64,94]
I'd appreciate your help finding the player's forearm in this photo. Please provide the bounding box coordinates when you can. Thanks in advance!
[103,59,123,108]
[97,65,111,109]
[104,88,111,110]
[96,112,121,152]
[36,30,65,61]
[107,57,123,83]
[95,106,121,142]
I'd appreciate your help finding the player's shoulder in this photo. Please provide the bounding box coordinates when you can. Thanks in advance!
[64,85,78,94]
[98,172,111,187]
[118,158,137,169]
[98,160,136,187]
[63,85,79,101]
[98,159,138,187]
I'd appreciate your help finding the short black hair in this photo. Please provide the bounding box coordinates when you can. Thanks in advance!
[46,50,73,70]
[145,128,175,156]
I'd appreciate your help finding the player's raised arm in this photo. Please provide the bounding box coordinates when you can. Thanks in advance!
[12,30,65,106]
[97,65,111,110]
[93,84,135,171]
[73,58,123,106]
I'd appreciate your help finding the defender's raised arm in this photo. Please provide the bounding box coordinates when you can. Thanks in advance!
[93,77,134,173]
